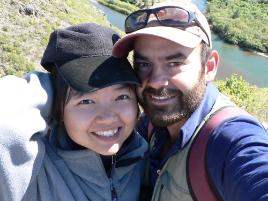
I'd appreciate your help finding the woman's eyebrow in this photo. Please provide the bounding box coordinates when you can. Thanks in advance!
[113,84,130,91]
[70,90,84,98]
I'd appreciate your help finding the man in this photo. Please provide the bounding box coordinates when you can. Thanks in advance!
[112,1,268,201]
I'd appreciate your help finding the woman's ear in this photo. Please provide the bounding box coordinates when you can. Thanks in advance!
[205,50,219,83]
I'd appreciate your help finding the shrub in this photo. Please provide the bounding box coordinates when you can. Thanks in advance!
[215,74,268,123]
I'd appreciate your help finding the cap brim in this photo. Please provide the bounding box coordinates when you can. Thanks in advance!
[112,26,202,58]
[59,56,140,92]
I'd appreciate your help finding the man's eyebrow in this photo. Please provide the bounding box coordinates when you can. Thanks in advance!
[133,52,148,60]
[134,51,187,61]
[166,52,187,60]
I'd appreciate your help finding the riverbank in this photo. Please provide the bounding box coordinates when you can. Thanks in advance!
[254,52,268,59]
[98,0,138,15]
[98,0,268,58]
[206,0,268,54]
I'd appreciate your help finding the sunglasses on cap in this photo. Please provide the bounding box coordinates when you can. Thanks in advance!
[125,6,210,47]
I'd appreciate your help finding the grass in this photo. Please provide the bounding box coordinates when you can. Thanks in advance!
[0,0,120,77]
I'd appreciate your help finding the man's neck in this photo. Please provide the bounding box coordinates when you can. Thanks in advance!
[159,119,187,159]
[167,118,187,144]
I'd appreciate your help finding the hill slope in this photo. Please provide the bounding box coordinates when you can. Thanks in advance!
[0,0,115,77]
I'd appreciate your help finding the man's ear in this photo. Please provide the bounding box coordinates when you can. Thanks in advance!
[205,50,219,83]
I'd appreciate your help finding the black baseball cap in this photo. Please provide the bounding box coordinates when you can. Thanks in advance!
[41,23,140,92]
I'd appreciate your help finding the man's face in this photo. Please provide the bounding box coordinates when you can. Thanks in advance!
[134,36,207,127]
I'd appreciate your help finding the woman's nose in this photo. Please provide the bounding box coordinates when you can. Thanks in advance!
[95,108,118,124]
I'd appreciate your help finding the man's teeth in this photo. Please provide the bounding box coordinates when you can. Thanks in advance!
[95,129,118,137]
[151,95,171,100]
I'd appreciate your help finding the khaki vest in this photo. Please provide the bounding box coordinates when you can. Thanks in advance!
[149,93,235,201]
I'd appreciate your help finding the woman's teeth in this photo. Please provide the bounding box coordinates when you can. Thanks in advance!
[95,128,118,137]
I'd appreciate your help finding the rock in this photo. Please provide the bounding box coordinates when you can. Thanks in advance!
[19,4,37,16]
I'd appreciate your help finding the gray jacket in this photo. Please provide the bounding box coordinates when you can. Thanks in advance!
[0,72,148,201]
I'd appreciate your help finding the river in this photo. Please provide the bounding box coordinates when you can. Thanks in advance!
[89,0,268,87]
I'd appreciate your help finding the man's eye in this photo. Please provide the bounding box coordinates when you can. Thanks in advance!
[168,62,183,67]
[116,94,130,101]
[134,61,151,71]
[79,99,94,105]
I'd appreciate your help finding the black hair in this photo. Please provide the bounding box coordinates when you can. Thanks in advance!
[200,41,212,67]
[50,66,69,124]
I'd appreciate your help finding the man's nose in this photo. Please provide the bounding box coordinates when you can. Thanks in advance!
[146,66,169,89]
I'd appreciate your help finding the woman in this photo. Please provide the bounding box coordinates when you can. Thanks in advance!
[0,23,148,201]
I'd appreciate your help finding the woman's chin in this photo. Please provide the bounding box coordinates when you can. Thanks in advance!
[100,143,120,156]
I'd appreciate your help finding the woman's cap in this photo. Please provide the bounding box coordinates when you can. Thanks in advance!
[41,23,140,92]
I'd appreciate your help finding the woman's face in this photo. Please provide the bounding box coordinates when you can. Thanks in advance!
[63,84,138,155]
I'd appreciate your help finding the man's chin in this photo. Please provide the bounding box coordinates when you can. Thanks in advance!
[147,111,187,127]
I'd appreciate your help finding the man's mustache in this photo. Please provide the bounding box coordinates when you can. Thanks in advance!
[143,87,180,97]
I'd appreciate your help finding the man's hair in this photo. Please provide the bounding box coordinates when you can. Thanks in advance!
[200,42,212,67]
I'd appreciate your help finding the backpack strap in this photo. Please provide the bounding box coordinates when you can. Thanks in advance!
[187,106,250,201]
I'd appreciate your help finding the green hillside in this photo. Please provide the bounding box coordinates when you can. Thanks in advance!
[0,0,119,77]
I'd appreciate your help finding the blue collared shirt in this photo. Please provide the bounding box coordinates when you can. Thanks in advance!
[136,83,268,201]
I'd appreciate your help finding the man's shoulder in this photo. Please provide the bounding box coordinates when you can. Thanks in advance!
[205,110,268,201]
[207,112,268,154]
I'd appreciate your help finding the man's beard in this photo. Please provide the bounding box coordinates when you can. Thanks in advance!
[138,72,206,127]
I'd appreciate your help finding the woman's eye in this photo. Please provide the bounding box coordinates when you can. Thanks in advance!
[116,94,130,101]
[79,99,94,105]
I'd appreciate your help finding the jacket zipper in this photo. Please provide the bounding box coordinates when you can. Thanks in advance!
[110,155,118,201]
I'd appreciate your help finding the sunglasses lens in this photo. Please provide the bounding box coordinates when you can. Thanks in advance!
[125,7,192,33]
[156,7,190,26]
[125,10,148,33]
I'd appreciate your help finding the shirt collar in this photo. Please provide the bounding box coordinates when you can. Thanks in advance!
[178,83,219,148]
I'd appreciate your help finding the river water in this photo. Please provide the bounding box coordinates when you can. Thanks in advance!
[90,0,268,87]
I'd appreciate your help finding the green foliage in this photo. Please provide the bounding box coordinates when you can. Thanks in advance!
[119,0,158,7]
[215,74,268,123]
[216,74,254,106]
[98,0,139,15]
[99,0,166,10]
[0,0,113,78]
[207,0,268,53]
